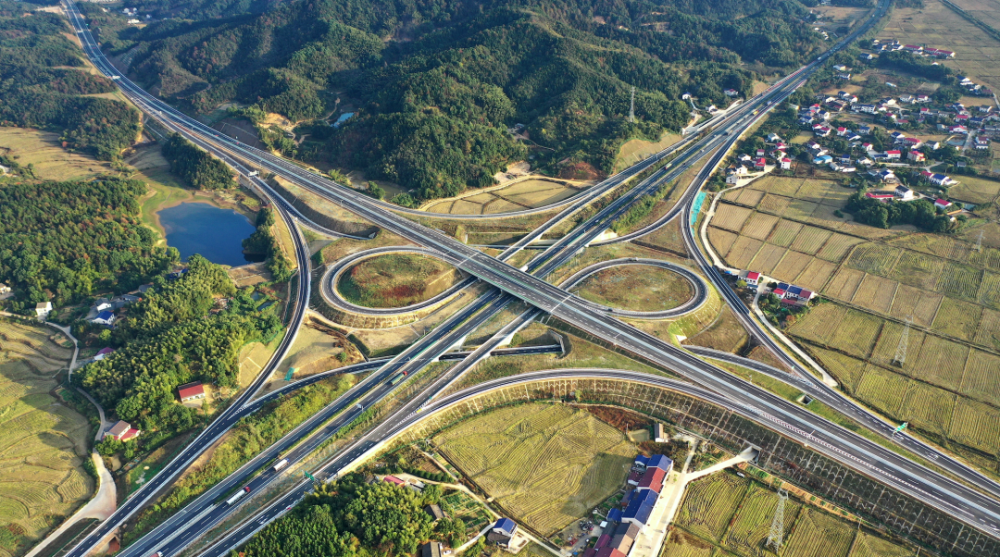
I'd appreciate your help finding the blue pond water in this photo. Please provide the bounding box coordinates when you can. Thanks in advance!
[158,202,258,267]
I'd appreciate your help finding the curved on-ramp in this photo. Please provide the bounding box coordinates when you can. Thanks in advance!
[559,257,708,319]
[320,246,478,317]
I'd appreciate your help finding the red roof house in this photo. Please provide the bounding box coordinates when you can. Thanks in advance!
[178,381,206,402]
[383,475,406,486]
[745,271,760,286]
[637,467,666,493]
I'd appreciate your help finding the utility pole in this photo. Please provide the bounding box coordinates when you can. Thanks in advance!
[766,489,788,551]
[629,86,636,124]
[976,229,984,252]
[892,316,912,367]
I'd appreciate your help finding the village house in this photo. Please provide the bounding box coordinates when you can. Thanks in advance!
[91,311,115,327]
[104,419,140,442]
[488,518,518,547]
[178,381,206,403]
[35,302,52,319]
[895,185,914,200]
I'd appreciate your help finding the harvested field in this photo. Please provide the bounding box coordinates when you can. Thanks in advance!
[0,321,92,551]
[888,285,942,327]
[974,308,1000,351]
[851,274,897,314]
[782,199,819,222]
[423,178,586,215]
[741,212,780,240]
[790,226,832,255]
[811,347,868,392]
[849,531,914,557]
[969,246,1000,272]
[961,351,1000,407]
[796,180,837,205]
[949,398,1000,454]
[726,237,764,269]
[931,297,982,341]
[911,335,969,391]
[433,404,635,535]
[758,193,791,214]
[0,128,112,181]
[823,268,866,302]
[887,250,944,291]
[723,484,801,557]
[977,271,1000,310]
[662,531,715,557]
[682,306,750,353]
[900,382,956,436]
[767,219,803,247]
[676,472,750,542]
[789,303,848,346]
[708,227,739,258]
[734,188,766,207]
[794,258,837,293]
[846,244,900,277]
[573,265,696,312]
[855,367,909,416]
[870,324,927,374]
[748,243,787,275]
[772,251,813,285]
[714,204,754,232]
[337,253,464,308]
[829,309,883,359]
[782,508,854,557]
[888,234,970,261]
[751,176,803,197]
[936,262,983,303]
[948,175,1000,205]
[816,234,864,262]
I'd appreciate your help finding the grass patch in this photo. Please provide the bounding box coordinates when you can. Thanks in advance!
[337,253,464,308]
[573,265,695,312]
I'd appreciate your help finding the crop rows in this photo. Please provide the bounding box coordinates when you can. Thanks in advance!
[855,367,908,417]
[727,237,764,269]
[823,268,865,302]
[676,473,750,542]
[899,382,956,435]
[931,297,981,341]
[950,399,1000,454]
[758,193,791,214]
[662,531,715,557]
[888,285,942,327]
[869,322,922,372]
[811,347,868,392]
[789,303,847,345]
[772,251,812,285]
[847,244,900,277]
[962,350,1000,407]
[741,212,779,241]
[749,244,786,275]
[782,199,819,222]
[935,262,982,303]
[974,308,1000,351]
[849,531,914,557]
[969,246,1000,271]
[751,176,803,197]
[977,271,1000,309]
[911,335,968,391]
[783,508,854,557]
[709,227,739,258]
[714,204,753,232]
[790,226,832,255]
[794,258,837,292]
[851,274,897,315]
[766,219,802,247]
[735,188,765,207]
[723,484,801,557]
[887,250,943,291]
[816,234,864,263]
[829,309,882,359]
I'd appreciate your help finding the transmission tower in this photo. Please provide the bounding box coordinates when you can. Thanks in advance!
[976,229,984,252]
[892,316,913,367]
[629,86,636,123]
[766,489,788,551]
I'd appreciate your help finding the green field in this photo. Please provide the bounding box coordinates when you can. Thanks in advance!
[0,321,93,555]
[433,403,635,535]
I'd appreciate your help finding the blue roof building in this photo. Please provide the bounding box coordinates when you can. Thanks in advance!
[787,286,803,297]
[607,508,623,522]
[620,489,636,508]
[777,282,790,291]
[647,455,673,473]
[634,455,649,467]
[492,518,517,536]
[623,490,658,526]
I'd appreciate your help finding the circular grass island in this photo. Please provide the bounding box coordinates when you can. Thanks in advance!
[572,264,695,312]
[336,253,466,309]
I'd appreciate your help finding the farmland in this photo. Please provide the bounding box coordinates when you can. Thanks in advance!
[0,321,93,556]
[668,473,914,557]
[572,265,696,312]
[0,128,112,182]
[337,253,465,308]
[433,403,635,535]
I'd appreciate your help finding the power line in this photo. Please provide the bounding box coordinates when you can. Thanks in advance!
[766,488,788,551]
[629,86,636,124]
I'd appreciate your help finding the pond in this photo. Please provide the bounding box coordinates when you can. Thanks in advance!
[332,112,354,127]
[158,202,259,267]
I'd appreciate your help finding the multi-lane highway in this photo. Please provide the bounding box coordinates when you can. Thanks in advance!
[58,0,1000,553]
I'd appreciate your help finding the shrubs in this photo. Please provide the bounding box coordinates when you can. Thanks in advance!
[161,134,235,191]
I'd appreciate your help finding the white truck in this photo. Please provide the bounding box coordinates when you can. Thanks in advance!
[273,458,289,472]
[226,486,251,505]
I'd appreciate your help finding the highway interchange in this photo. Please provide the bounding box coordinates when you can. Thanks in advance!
[56,0,1000,555]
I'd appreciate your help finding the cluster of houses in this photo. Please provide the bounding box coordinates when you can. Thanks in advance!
[743,272,815,303]
[100,381,207,445]
[725,134,791,185]
[579,454,675,557]
[872,39,956,59]
[87,291,145,327]
[861,184,964,218]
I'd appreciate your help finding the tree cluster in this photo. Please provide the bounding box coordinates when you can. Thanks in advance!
[0,178,177,312]
[161,134,236,190]
[242,207,293,282]
[845,189,952,232]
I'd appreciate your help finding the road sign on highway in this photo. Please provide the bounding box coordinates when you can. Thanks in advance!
[894,422,908,434]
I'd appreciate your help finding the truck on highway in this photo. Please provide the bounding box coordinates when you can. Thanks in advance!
[273,458,289,472]
[149,552,163,557]
[388,371,408,386]
[226,486,251,505]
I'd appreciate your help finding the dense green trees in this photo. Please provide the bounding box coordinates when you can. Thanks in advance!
[845,190,952,232]
[0,179,177,312]
[0,8,140,160]
[93,0,824,202]
[76,256,283,433]
[240,472,453,557]
[243,207,294,282]
[162,134,236,190]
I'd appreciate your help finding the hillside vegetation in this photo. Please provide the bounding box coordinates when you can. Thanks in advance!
[88,0,827,201]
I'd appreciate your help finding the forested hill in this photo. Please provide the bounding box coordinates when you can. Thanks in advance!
[90,0,828,201]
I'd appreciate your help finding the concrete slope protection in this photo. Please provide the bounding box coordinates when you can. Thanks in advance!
[59,0,1000,554]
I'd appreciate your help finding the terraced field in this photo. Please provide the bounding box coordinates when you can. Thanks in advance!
[433,403,634,535]
[0,320,93,556]
[675,473,749,541]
